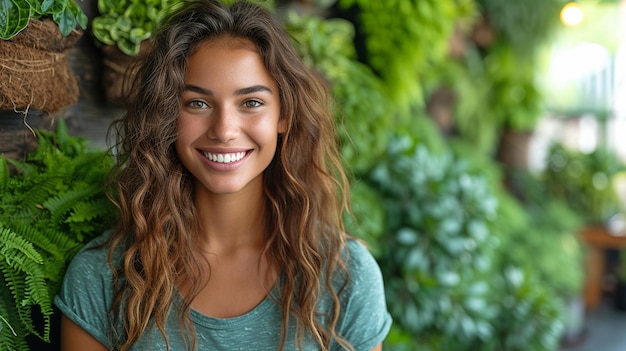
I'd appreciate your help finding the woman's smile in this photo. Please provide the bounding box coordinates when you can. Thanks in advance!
[198,148,252,171]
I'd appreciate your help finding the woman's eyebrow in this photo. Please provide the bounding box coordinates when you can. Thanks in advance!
[184,84,213,95]
[234,85,273,96]
[183,84,273,96]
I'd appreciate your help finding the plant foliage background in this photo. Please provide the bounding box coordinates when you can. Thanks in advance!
[1,0,615,350]
[285,0,591,350]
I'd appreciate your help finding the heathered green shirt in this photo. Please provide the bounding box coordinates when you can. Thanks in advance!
[54,233,392,350]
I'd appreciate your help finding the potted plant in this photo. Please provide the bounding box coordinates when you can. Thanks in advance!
[0,0,88,162]
[90,0,180,103]
[0,0,87,114]
[0,120,117,350]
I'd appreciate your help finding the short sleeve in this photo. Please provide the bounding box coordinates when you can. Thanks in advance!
[335,240,392,350]
[54,233,115,348]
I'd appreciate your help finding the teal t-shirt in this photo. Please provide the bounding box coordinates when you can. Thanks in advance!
[54,233,392,350]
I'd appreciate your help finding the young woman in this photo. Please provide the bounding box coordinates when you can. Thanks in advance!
[55,0,391,350]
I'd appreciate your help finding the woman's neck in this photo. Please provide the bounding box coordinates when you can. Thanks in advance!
[193,186,267,254]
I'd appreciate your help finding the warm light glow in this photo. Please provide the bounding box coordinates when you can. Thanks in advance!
[561,2,584,26]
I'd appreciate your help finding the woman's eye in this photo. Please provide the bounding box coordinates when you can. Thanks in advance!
[243,99,262,108]
[187,100,208,109]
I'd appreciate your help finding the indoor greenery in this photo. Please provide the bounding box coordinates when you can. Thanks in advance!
[430,0,568,155]
[365,136,566,351]
[91,0,177,55]
[335,0,476,115]
[0,0,87,39]
[286,1,574,349]
[543,142,626,224]
[0,120,117,350]
[438,46,543,155]
[476,0,567,58]
[369,137,499,350]
[285,12,391,175]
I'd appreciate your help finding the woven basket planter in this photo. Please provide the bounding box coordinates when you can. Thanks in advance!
[0,19,82,114]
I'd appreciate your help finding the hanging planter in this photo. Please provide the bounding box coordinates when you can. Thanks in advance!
[91,0,176,104]
[0,0,87,162]
[0,19,82,114]
[1,0,88,115]
[99,41,150,104]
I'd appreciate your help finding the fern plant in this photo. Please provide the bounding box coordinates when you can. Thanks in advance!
[0,120,117,350]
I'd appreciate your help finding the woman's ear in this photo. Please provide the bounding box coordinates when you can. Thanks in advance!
[278,118,288,134]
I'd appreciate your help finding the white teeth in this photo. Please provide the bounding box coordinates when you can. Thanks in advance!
[203,151,246,163]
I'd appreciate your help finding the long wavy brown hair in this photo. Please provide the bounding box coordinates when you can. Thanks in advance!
[105,1,353,350]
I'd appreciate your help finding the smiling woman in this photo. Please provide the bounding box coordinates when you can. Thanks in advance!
[53,1,391,350]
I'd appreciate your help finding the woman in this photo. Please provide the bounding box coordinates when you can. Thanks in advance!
[55,0,391,350]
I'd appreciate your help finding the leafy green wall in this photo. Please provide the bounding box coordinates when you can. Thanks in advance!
[0,0,590,349]
[286,0,585,350]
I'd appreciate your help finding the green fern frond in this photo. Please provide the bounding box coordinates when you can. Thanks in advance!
[0,263,33,338]
[5,159,37,178]
[39,227,82,261]
[0,225,44,267]
[23,275,53,342]
[67,198,112,223]
[0,226,51,344]
[43,183,102,222]
[6,177,63,218]
[72,150,114,174]
[0,314,17,337]
[2,222,61,260]
[41,151,75,178]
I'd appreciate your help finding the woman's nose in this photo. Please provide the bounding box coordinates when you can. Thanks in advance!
[209,106,239,142]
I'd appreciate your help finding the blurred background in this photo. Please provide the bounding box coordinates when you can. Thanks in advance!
[3,0,626,350]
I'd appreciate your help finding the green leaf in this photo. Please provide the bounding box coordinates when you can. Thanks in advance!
[124,3,146,22]
[91,17,117,45]
[97,0,116,14]
[0,0,31,40]
[0,225,44,268]
[40,0,65,15]
[118,37,140,56]
[129,27,150,42]
[52,7,76,36]
[68,0,87,30]
[24,0,42,13]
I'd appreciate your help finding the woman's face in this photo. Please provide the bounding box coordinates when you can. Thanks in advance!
[175,36,285,197]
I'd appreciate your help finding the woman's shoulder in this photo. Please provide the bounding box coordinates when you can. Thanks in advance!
[60,230,119,291]
[55,230,118,348]
[343,239,380,276]
[332,239,393,349]
[330,238,385,296]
